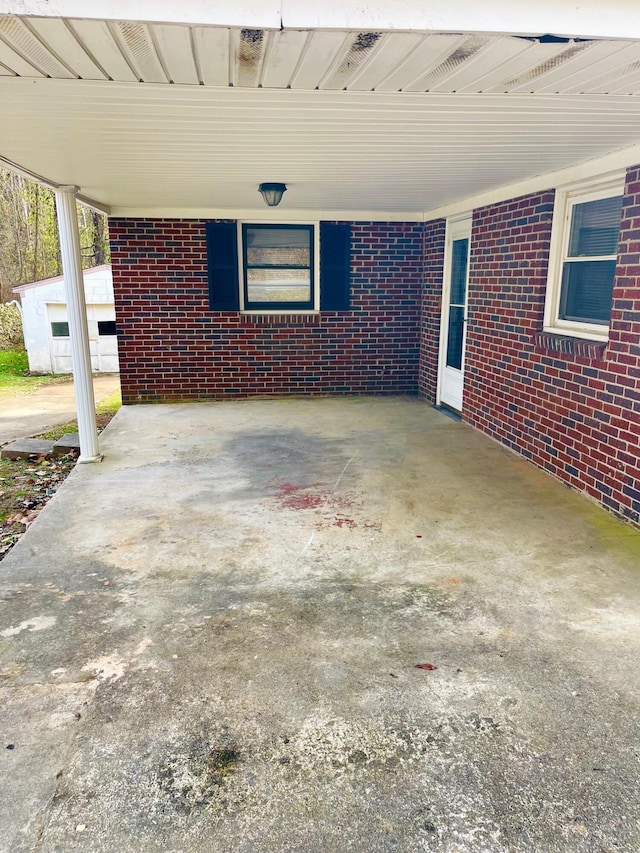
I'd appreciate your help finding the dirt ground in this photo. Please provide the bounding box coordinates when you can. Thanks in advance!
[0,413,115,560]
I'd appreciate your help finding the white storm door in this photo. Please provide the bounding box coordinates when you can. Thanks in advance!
[438,217,471,412]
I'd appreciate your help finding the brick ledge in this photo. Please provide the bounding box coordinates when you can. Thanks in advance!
[241,313,321,327]
[535,331,607,360]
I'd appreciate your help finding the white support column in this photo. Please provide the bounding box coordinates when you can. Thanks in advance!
[54,185,102,463]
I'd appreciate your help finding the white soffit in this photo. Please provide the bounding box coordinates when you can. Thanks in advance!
[1,14,640,215]
[1,18,640,94]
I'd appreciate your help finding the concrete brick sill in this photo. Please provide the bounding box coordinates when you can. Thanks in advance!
[535,332,607,360]
[240,314,322,327]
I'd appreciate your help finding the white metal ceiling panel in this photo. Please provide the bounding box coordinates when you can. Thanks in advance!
[68,19,138,82]
[376,34,462,91]
[288,30,349,90]
[0,15,74,76]
[111,21,168,84]
[259,29,308,88]
[566,53,640,95]
[2,14,640,216]
[461,42,567,93]
[26,17,107,79]
[510,41,627,93]
[153,24,199,85]
[0,32,43,75]
[427,36,525,93]
[545,44,640,94]
[343,32,423,91]
[3,79,640,215]
[233,26,267,87]
[599,68,640,96]
[499,42,592,92]
[193,26,230,87]
[321,31,384,90]
[404,34,493,92]
[2,16,640,95]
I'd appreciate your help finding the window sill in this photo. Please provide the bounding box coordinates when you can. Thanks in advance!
[536,331,607,359]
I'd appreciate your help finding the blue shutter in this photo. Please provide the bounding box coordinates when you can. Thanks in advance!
[206,222,239,310]
[320,223,351,310]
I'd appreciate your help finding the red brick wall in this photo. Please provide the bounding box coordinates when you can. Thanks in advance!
[110,219,424,402]
[463,171,640,524]
[418,218,446,400]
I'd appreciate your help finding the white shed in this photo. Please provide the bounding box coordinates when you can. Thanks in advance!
[13,265,118,375]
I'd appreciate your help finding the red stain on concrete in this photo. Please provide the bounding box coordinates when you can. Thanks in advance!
[274,483,356,514]
[331,515,357,529]
[274,482,327,510]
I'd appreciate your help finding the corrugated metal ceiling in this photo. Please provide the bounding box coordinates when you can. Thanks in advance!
[2,17,640,94]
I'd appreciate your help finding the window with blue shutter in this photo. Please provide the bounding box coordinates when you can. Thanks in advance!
[206,221,351,312]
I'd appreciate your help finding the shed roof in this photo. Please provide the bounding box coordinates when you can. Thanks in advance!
[12,265,112,294]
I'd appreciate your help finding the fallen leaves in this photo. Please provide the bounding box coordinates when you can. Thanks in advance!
[0,454,78,560]
[414,662,438,671]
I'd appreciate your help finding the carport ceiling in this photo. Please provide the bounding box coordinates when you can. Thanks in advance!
[2,16,640,216]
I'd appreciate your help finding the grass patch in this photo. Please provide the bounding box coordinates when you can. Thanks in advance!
[0,349,71,397]
[96,388,122,415]
[38,422,78,441]
[37,392,121,441]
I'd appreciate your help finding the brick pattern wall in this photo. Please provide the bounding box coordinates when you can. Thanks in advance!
[463,174,640,524]
[110,219,424,403]
[418,218,446,400]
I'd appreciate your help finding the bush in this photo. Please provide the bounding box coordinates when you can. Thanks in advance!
[0,302,25,350]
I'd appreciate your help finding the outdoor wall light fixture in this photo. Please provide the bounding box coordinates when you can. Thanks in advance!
[258,182,287,207]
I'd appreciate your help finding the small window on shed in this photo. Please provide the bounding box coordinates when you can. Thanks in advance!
[98,320,117,336]
[51,322,69,337]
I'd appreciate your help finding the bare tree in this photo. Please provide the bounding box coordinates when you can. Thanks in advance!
[0,169,110,302]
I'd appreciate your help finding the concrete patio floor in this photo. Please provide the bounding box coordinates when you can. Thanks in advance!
[1,396,640,853]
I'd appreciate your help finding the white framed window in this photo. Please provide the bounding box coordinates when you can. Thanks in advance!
[237,221,320,312]
[207,220,350,313]
[544,176,624,341]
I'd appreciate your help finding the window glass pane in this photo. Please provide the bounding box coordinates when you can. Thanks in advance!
[243,224,314,307]
[51,322,69,337]
[247,268,311,303]
[568,196,622,257]
[245,227,310,268]
[446,306,464,370]
[450,238,468,305]
[98,320,117,336]
[559,260,615,324]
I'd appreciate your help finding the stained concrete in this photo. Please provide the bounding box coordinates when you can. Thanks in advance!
[1,396,639,853]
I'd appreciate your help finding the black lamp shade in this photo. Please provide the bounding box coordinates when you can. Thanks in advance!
[258,183,287,207]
